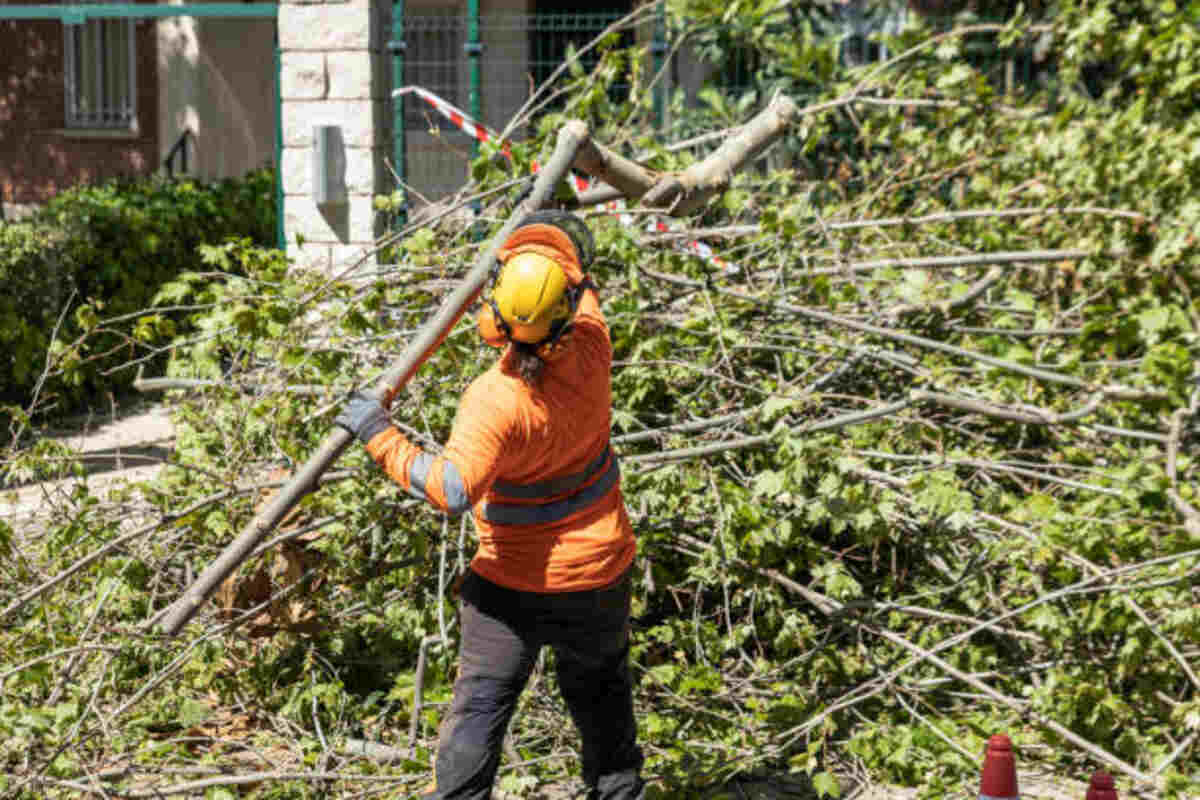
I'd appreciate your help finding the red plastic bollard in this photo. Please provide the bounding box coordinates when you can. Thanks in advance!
[979,733,1020,800]
[1085,771,1117,800]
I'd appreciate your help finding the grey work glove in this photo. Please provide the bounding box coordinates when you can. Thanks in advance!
[334,390,392,443]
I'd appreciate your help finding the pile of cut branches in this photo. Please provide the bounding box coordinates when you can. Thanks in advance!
[2,1,1198,798]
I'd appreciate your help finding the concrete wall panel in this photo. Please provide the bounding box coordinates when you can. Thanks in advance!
[326,50,374,99]
[281,52,328,99]
[280,1,372,50]
[282,99,381,148]
[328,244,380,271]
[285,192,379,244]
[283,143,383,196]
[289,243,333,273]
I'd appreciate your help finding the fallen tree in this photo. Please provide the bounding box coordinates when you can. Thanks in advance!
[2,1,1198,798]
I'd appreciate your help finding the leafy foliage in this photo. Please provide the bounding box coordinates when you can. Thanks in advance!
[0,223,69,399]
[0,169,276,425]
[2,2,1200,798]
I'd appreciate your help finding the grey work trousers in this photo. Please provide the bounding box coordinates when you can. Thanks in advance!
[423,566,644,800]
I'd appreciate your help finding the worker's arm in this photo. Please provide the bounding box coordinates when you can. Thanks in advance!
[336,385,511,515]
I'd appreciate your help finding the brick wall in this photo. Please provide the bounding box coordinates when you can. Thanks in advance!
[0,16,159,206]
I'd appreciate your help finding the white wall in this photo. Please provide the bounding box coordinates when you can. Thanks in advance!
[157,7,276,181]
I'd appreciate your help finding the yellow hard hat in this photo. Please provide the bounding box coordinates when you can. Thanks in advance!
[484,251,571,344]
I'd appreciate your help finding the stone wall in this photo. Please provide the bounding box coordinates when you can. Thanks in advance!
[279,0,390,274]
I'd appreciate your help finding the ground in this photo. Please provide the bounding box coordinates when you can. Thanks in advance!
[0,402,1113,800]
[1,399,173,524]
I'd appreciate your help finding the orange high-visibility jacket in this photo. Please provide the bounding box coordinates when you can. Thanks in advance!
[365,264,634,593]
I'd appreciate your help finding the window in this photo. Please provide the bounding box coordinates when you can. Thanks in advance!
[64,14,137,129]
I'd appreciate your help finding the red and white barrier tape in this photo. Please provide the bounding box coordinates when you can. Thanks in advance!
[392,85,739,274]
[393,86,591,194]
[392,86,508,156]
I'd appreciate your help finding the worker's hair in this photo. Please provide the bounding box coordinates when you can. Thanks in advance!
[511,342,545,385]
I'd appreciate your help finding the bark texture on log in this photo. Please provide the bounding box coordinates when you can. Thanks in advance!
[643,94,799,216]
[572,138,660,203]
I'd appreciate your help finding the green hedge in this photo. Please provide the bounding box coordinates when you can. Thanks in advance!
[0,169,276,419]
[0,224,69,398]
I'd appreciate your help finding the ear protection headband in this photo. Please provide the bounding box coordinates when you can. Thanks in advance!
[477,211,595,354]
[477,258,512,348]
[477,259,590,356]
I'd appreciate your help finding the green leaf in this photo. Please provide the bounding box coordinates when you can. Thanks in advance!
[53,701,80,728]
[647,664,678,686]
[73,304,99,333]
[1137,306,1173,343]
[1024,493,1058,520]
[817,473,840,498]
[1166,72,1200,96]
[177,699,210,728]
[753,470,787,499]
[812,771,842,798]
[936,64,974,89]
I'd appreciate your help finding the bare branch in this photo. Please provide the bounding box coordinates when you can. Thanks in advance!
[1166,393,1200,538]
[1,471,353,623]
[888,265,1004,319]
[642,93,803,216]
[802,249,1091,277]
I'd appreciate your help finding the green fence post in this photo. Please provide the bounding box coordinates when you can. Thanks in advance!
[466,0,481,162]
[390,0,407,228]
[652,3,666,130]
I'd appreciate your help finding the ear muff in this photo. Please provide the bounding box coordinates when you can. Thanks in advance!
[476,300,509,348]
[529,280,593,358]
[476,259,509,347]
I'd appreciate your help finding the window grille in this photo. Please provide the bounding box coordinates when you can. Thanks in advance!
[64,8,137,129]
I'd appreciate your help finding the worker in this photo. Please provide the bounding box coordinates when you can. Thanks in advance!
[335,211,644,800]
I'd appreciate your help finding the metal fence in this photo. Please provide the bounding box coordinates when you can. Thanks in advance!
[396,11,629,204]
[392,7,1037,208]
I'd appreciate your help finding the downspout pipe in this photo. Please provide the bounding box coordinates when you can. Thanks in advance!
[275,31,285,251]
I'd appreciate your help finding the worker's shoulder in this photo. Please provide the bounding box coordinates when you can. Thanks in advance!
[574,288,607,327]
[462,360,525,410]
[569,313,611,360]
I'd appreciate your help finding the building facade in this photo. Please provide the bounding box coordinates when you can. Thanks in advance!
[2,1,914,271]
[0,11,160,210]
[0,1,276,219]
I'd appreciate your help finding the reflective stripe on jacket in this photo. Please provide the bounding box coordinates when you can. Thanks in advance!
[480,447,619,526]
[365,287,635,592]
